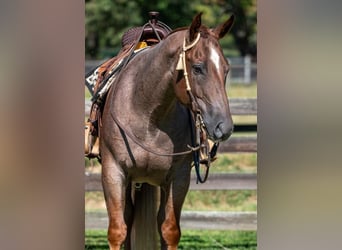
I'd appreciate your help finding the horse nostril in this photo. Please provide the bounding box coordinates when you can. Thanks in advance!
[214,122,233,141]
[214,123,224,139]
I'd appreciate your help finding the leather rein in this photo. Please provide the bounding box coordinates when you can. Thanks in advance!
[109,31,217,183]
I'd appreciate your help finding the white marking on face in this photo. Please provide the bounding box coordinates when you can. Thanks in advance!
[210,47,220,71]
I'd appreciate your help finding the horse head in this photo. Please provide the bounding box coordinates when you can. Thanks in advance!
[174,13,235,142]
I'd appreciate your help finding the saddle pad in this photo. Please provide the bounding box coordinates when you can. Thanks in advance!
[85,45,149,101]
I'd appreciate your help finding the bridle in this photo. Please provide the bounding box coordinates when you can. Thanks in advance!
[176,32,219,183]
[109,31,218,183]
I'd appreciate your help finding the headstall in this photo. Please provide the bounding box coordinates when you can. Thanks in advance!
[175,32,219,183]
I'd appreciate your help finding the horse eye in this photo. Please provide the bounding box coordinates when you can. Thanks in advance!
[192,64,204,75]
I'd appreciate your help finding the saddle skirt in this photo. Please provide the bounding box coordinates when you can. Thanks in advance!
[85,43,137,102]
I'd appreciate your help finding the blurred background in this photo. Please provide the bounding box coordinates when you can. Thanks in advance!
[85,0,256,59]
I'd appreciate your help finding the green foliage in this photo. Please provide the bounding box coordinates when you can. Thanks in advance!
[85,0,257,59]
[85,229,257,250]
[222,0,257,56]
[86,0,142,58]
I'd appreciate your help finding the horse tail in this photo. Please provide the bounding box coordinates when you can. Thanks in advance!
[131,183,159,250]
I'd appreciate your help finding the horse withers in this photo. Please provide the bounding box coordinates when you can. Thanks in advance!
[100,13,235,250]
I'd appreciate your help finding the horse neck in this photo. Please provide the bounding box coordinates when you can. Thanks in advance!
[132,31,186,121]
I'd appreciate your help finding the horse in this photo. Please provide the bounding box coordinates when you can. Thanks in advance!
[100,13,235,250]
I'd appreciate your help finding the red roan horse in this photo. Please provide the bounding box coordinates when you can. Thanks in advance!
[100,13,234,250]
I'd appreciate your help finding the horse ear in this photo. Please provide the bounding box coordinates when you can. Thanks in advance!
[213,14,235,39]
[189,13,202,42]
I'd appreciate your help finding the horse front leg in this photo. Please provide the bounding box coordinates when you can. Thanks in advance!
[101,154,128,250]
[158,170,191,250]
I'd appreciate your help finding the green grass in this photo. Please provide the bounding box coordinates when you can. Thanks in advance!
[210,153,257,173]
[85,230,257,250]
[86,191,256,213]
[85,189,257,213]
[183,190,257,212]
[228,82,257,98]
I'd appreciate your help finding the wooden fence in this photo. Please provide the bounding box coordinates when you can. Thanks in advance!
[85,98,257,230]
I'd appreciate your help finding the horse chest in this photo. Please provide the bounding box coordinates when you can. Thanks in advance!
[122,152,191,186]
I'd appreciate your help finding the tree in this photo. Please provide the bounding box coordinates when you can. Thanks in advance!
[85,0,257,59]
[85,0,142,59]
[221,0,257,58]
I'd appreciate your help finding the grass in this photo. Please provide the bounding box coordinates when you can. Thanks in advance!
[210,153,257,173]
[85,189,257,213]
[183,190,257,212]
[85,229,257,250]
[228,82,257,98]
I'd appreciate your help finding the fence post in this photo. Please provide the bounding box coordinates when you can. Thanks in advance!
[244,55,251,84]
